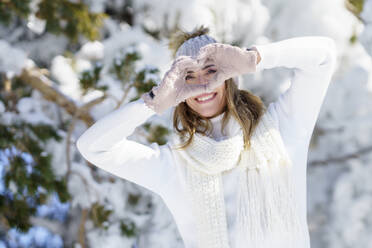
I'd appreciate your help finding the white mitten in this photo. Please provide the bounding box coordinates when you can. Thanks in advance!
[141,56,209,115]
[196,43,258,89]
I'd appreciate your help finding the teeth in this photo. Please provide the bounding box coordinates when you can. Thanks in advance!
[197,93,215,102]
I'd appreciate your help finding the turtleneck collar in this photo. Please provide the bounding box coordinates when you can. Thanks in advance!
[205,111,242,141]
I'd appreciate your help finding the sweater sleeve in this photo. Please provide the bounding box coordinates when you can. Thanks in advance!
[76,98,175,196]
[252,36,337,143]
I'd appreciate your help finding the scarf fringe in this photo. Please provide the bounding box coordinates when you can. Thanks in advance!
[235,150,305,248]
[186,166,230,248]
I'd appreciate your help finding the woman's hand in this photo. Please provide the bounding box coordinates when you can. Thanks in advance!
[141,56,209,115]
[195,43,258,90]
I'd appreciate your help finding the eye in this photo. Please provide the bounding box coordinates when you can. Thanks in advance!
[207,69,217,74]
[185,75,195,80]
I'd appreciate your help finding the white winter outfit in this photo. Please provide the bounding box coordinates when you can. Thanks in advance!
[76,36,337,248]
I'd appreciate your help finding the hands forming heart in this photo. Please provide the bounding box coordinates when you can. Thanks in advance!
[141,43,258,115]
[196,43,258,90]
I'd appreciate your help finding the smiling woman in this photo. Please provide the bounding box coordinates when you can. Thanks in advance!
[170,26,264,150]
[76,24,337,248]
[184,63,227,119]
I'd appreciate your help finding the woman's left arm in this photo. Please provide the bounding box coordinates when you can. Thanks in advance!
[252,36,337,141]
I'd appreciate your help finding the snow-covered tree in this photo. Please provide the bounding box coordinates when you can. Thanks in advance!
[1,0,372,247]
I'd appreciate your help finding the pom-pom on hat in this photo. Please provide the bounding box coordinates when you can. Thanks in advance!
[168,25,213,58]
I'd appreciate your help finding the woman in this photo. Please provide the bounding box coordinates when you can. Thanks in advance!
[76,27,337,248]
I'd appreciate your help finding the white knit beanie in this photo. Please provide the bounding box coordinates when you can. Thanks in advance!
[175,34,217,58]
[175,34,242,88]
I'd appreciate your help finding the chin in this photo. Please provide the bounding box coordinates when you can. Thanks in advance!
[196,108,223,118]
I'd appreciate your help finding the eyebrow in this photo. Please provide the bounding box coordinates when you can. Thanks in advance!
[187,64,215,74]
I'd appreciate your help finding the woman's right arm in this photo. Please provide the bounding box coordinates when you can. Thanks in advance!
[76,97,174,196]
[252,36,337,141]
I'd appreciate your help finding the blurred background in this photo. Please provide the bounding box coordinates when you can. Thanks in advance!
[0,0,372,247]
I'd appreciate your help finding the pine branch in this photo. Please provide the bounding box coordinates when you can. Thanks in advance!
[309,145,372,166]
[79,208,88,248]
[29,216,64,236]
[19,67,105,126]
[18,66,107,179]
[0,214,10,233]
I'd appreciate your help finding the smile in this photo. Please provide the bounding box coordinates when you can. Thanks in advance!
[195,92,217,103]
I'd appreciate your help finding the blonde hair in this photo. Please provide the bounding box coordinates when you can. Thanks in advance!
[173,79,265,150]
[169,26,266,150]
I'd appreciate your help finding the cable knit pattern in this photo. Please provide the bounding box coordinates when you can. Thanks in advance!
[170,111,307,248]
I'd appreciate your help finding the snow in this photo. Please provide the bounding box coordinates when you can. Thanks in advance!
[86,222,134,248]
[102,25,171,76]
[6,226,63,248]
[0,101,5,113]
[326,159,372,248]
[67,162,101,209]
[17,34,69,66]
[50,55,83,100]
[77,41,105,61]
[0,40,27,78]
[361,0,372,23]
[27,14,46,35]
[16,96,55,125]
[2,0,372,247]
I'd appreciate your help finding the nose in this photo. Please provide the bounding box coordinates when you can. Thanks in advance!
[197,75,208,84]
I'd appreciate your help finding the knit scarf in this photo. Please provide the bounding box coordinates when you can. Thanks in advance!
[170,111,307,248]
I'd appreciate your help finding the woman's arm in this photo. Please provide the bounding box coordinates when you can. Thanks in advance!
[76,98,174,196]
[252,36,337,142]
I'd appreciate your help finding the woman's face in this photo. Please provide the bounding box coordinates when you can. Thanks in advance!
[184,63,227,118]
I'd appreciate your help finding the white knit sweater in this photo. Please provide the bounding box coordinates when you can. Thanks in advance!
[76,36,337,248]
